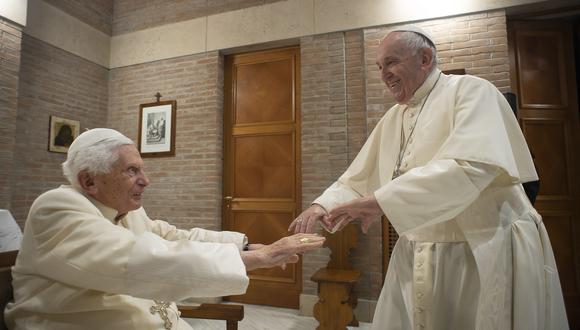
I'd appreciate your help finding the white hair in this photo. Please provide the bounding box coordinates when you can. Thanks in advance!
[62,137,134,188]
[398,31,438,68]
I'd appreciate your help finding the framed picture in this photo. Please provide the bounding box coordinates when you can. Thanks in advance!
[48,115,80,153]
[138,100,176,157]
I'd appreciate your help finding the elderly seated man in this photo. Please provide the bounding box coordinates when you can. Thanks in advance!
[5,128,324,330]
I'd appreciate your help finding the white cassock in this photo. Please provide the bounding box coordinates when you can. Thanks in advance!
[314,69,568,330]
[5,185,249,330]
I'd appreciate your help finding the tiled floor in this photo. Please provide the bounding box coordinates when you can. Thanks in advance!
[185,303,372,330]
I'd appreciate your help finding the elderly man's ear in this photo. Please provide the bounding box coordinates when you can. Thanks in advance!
[421,48,434,66]
[78,171,98,195]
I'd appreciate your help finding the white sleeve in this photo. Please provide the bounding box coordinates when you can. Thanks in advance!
[375,160,501,234]
[150,219,247,251]
[30,190,249,302]
[312,181,363,212]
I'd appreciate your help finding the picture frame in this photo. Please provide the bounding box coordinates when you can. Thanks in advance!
[48,115,80,153]
[138,100,177,157]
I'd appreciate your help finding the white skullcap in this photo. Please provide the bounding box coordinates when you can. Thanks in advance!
[67,128,131,159]
[391,25,436,47]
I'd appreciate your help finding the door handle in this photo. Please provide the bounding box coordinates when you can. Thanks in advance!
[224,196,233,209]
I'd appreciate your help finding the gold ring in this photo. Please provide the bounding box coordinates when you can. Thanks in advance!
[300,238,310,243]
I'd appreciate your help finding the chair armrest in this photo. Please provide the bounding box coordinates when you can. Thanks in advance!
[0,251,18,269]
[177,303,244,322]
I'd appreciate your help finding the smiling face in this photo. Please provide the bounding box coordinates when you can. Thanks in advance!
[88,144,150,215]
[376,32,434,104]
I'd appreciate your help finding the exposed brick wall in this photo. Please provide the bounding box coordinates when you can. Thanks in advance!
[113,0,285,35]
[300,32,351,295]
[45,0,114,35]
[6,5,512,302]
[345,30,367,161]
[108,52,225,231]
[10,36,108,227]
[0,18,22,211]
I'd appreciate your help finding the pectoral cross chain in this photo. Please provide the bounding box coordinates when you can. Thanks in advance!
[150,300,173,330]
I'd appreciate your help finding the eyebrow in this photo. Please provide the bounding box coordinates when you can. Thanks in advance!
[125,163,143,169]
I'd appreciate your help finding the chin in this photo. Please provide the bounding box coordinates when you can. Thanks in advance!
[127,200,142,212]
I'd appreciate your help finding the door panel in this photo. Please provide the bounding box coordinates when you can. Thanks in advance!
[223,46,301,308]
[234,134,294,198]
[509,20,580,328]
[517,30,568,108]
[235,59,294,124]
[521,119,570,196]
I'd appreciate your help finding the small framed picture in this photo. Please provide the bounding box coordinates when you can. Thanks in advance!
[138,100,176,157]
[48,115,80,153]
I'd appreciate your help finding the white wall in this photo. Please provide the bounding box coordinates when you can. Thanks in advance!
[0,0,27,26]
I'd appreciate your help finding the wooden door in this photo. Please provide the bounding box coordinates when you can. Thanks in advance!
[509,20,580,328]
[223,47,301,308]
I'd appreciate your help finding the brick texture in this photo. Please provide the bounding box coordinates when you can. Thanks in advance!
[108,52,225,231]
[9,36,108,227]
[113,0,286,35]
[0,18,22,211]
[4,7,513,302]
[45,0,114,35]
[300,32,350,294]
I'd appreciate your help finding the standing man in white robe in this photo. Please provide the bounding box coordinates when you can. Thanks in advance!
[5,128,324,330]
[289,26,568,329]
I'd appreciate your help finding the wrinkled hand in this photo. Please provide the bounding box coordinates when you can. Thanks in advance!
[288,204,328,233]
[245,243,293,270]
[323,196,384,234]
[242,233,325,271]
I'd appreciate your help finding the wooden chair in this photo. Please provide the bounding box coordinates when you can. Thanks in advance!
[0,250,17,330]
[311,223,361,330]
[0,250,244,330]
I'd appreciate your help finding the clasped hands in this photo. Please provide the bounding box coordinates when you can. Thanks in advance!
[242,195,382,271]
[288,195,383,234]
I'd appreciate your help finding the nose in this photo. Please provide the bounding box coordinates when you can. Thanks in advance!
[138,171,150,187]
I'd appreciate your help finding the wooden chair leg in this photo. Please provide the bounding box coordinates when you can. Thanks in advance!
[226,320,237,330]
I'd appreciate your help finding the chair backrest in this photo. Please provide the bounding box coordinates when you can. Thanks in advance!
[0,250,18,330]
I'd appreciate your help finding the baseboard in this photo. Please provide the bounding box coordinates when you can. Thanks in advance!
[299,293,377,323]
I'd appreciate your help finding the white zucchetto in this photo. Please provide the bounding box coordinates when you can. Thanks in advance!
[66,128,131,159]
[391,25,436,47]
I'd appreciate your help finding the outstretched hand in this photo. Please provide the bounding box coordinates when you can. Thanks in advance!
[323,196,384,234]
[241,233,325,271]
[288,204,328,233]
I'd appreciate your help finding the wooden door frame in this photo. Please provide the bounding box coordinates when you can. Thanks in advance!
[507,17,580,327]
[222,46,302,308]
